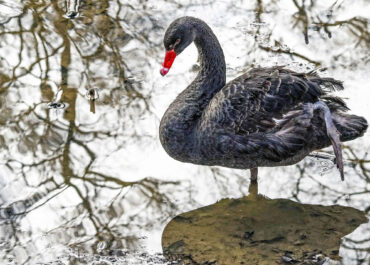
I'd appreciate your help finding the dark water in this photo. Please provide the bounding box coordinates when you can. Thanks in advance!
[0,0,369,264]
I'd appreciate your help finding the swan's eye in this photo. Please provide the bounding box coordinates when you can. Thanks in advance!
[169,39,181,50]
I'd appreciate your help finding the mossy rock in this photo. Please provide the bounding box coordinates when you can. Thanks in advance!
[162,195,367,265]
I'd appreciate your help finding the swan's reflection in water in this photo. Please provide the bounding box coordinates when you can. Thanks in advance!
[162,181,367,265]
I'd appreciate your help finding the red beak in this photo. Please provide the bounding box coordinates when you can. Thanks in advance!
[160,49,177,76]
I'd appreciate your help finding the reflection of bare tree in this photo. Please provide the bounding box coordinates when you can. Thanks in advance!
[292,146,369,205]
[291,0,370,47]
[249,0,370,67]
[0,0,179,263]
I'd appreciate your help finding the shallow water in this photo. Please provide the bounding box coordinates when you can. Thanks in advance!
[0,0,369,264]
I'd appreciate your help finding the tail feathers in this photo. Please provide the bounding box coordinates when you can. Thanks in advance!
[333,113,368,141]
[307,76,344,92]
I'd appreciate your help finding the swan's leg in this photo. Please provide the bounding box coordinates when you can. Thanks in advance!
[249,168,258,197]
[250,167,258,183]
[313,101,344,180]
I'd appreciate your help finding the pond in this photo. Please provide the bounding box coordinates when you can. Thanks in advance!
[0,0,369,264]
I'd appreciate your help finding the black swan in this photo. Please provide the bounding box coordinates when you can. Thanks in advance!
[159,16,367,182]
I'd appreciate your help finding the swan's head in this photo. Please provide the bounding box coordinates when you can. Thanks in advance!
[160,17,196,76]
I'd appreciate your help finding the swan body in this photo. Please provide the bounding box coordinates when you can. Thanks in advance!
[159,16,367,180]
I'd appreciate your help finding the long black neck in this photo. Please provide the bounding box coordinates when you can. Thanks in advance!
[194,19,226,93]
[160,18,226,161]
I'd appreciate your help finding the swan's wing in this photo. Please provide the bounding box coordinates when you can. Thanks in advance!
[199,67,347,162]
[200,66,346,135]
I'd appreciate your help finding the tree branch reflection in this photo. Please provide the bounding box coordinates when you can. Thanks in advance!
[0,0,180,262]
